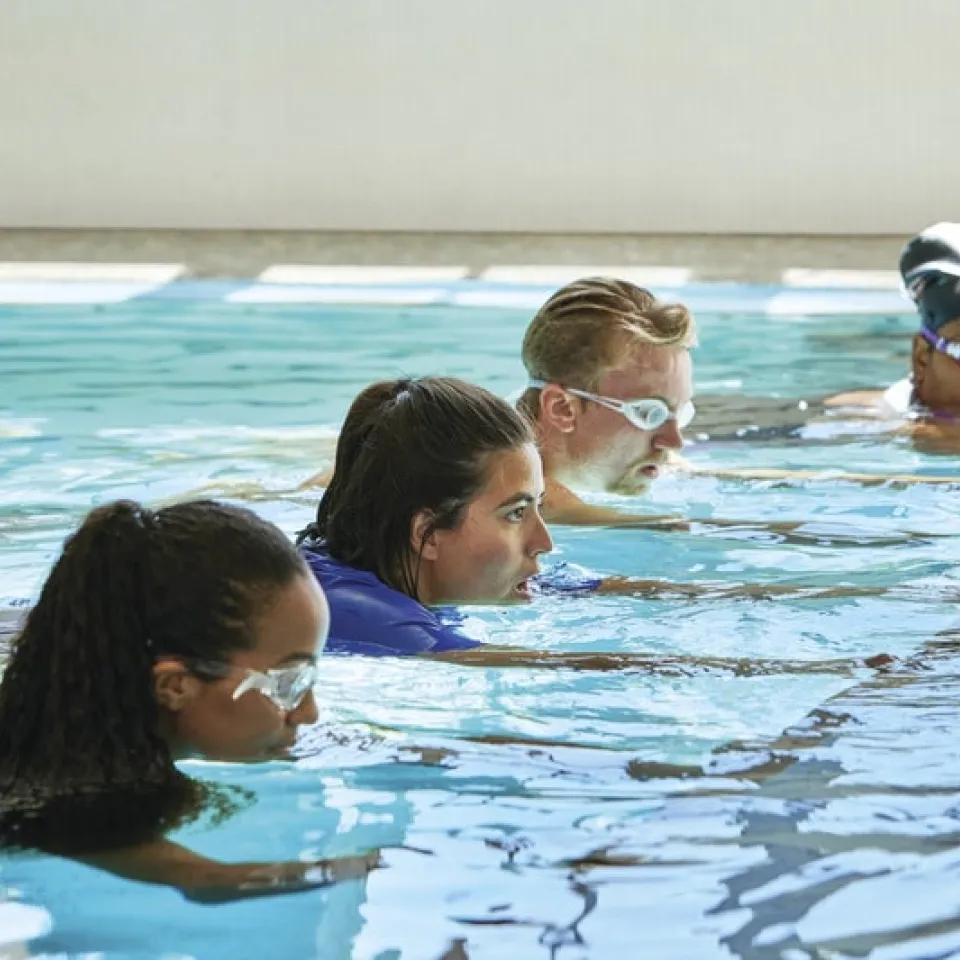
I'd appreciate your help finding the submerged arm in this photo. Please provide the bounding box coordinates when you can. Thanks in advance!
[822,389,888,409]
[78,839,381,904]
[430,646,892,677]
[593,577,886,601]
[541,495,807,535]
[541,489,942,545]
[297,467,334,490]
[688,465,960,488]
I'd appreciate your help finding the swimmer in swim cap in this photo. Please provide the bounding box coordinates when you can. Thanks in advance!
[708,224,960,477]
[898,222,960,415]
[826,223,960,429]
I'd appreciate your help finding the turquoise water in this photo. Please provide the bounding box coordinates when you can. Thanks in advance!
[1,294,959,958]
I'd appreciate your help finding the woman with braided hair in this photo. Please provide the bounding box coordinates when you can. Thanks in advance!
[0,499,380,901]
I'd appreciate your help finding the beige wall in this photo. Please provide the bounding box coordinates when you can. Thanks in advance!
[0,0,955,235]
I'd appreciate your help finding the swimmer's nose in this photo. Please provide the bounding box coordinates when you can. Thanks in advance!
[653,417,684,451]
[287,689,319,728]
[529,510,553,557]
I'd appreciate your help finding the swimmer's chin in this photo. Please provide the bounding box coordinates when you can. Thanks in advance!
[608,463,663,496]
[455,583,533,606]
[506,580,533,604]
[609,477,653,496]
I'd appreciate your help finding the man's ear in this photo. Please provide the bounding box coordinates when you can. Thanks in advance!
[538,384,578,434]
[410,510,439,561]
[912,332,932,388]
[152,660,202,712]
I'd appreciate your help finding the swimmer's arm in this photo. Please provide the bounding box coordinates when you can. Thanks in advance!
[430,647,892,677]
[542,482,699,529]
[542,499,817,540]
[78,839,380,903]
[543,462,960,493]
[540,478,818,534]
[297,467,334,490]
[543,496,944,548]
[593,578,885,600]
[542,497,683,528]
[158,466,335,504]
[541,478,759,531]
[822,389,887,409]
[689,465,960,487]
[540,497,928,547]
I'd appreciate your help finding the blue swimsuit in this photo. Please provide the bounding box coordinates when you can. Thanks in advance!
[301,545,601,657]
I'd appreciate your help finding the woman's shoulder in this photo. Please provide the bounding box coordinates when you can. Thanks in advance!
[299,546,480,655]
[300,545,439,625]
[300,544,382,592]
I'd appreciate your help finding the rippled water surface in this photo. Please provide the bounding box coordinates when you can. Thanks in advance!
[1,295,959,959]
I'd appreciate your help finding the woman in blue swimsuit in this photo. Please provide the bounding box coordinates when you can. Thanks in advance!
[298,377,888,676]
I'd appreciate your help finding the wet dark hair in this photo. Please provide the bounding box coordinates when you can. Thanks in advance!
[297,377,534,599]
[0,499,308,855]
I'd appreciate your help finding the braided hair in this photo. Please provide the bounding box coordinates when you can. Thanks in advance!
[0,499,306,854]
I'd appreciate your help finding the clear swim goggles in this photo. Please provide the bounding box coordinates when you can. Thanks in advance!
[919,327,960,366]
[528,379,695,431]
[190,659,319,713]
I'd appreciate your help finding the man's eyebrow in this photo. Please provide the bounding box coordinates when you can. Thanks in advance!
[495,492,536,510]
[276,653,317,667]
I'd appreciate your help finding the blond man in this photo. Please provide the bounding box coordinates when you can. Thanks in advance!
[291,276,952,519]
[516,278,695,524]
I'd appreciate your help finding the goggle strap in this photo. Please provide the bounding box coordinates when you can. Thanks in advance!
[232,673,260,701]
[921,327,960,360]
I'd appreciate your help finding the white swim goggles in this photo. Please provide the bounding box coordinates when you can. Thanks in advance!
[919,327,960,365]
[191,659,319,713]
[528,379,695,432]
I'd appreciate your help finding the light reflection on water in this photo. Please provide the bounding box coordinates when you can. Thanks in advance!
[1,300,959,957]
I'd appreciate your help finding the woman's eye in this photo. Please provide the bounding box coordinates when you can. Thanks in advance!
[505,507,526,522]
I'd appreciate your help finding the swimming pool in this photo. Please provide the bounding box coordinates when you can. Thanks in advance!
[1,282,959,958]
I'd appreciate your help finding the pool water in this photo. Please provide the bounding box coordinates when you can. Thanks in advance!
[1,291,959,958]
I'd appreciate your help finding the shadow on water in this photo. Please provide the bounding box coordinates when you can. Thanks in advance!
[619,644,960,958]
[338,642,960,958]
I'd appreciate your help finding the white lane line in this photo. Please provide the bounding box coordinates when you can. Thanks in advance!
[227,284,449,305]
[764,291,914,316]
[257,265,469,284]
[451,289,552,309]
[0,282,170,304]
[479,265,693,285]
[781,268,903,290]
[0,262,185,282]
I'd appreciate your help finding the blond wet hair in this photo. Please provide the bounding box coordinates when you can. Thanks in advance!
[518,277,696,420]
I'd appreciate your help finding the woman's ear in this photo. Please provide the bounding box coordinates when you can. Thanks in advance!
[152,660,201,712]
[410,509,439,560]
[539,384,578,434]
